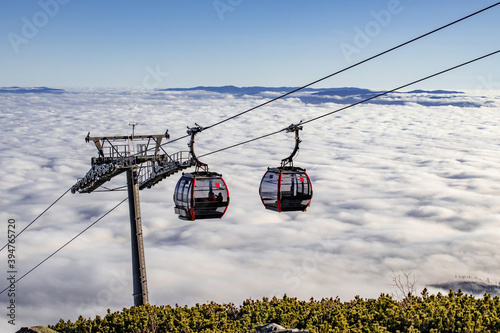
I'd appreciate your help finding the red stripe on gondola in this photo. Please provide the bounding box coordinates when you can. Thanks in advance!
[258,171,267,208]
[190,177,196,220]
[277,171,282,212]
[303,172,313,211]
[220,176,230,218]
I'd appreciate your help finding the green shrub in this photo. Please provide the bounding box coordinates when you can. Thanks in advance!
[49,290,500,333]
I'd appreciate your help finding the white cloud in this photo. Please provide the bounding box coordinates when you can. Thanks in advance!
[0,88,499,329]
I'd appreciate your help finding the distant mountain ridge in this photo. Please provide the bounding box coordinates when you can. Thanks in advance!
[0,86,479,107]
[161,85,314,95]
[161,86,477,107]
[429,277,500,296]
[160,85,463,96]
[0,86,65,94]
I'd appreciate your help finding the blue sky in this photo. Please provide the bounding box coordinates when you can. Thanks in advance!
[1,0,499,90]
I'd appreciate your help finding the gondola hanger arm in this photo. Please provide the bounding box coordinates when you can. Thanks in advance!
[281,122,303,168]
[187,124,208,172]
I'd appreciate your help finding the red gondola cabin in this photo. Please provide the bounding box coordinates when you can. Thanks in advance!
[259,166,312,212]
[174,171,230,220]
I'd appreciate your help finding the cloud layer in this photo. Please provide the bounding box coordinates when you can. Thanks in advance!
[1,87,499,328]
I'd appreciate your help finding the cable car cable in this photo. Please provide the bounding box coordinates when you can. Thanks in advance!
[199,49,500,158]
[129,1,500,158]
[184,2,500,134]
[0,197,128,295]
[199,128,285,159]
[4,4,498,287]
[3,49,497,295]
[0,187,71,252]
[300,49,500,126]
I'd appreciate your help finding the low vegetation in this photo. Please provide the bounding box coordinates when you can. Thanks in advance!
[49,290,500,332]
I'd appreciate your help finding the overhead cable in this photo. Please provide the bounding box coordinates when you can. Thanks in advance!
[0,187,71,252]
[199,1,500,131]
[199,49,500,158]
[5,3,499,289]
[126,1,500,155]
[0,197,128,295]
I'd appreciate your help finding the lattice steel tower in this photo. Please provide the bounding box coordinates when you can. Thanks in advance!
[71,127,194,306]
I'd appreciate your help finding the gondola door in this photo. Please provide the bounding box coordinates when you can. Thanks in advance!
[174,175,195,220]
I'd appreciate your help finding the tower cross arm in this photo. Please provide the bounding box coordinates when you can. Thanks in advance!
[85,132,168,159]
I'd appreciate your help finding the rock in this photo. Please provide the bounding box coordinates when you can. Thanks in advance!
[256,323,309,333]
[16,327,58,333]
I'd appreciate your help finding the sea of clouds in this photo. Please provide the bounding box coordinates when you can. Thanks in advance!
[1,87,499,328]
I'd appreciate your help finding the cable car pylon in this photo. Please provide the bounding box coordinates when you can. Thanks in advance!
[126,164,149,306]
[71,126,194,306]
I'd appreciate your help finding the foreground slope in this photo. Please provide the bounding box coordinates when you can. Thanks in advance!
[50,292,500,332]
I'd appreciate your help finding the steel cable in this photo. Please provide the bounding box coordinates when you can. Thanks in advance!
[0,187,71,252]
[199,50,500,157]
[0,197,128,295]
